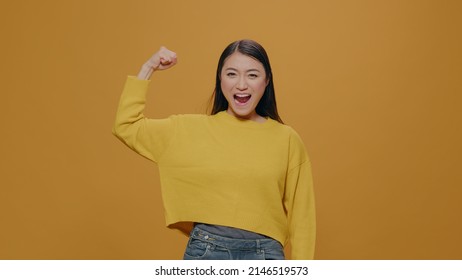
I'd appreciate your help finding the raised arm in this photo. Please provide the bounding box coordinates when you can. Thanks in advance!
[113,47,178,162]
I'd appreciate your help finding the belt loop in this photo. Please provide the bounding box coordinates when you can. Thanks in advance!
[256,239,261,254]
[193,227,200,237]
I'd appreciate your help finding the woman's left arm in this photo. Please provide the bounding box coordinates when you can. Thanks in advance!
[283,131,316,260]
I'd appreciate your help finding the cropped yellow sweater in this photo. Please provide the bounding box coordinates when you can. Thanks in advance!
[113,76,316,259]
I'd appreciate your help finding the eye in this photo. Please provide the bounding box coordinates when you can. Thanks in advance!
[226,72,237,77]
[248,73,259,78]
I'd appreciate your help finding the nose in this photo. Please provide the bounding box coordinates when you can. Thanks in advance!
[236,76,248,90]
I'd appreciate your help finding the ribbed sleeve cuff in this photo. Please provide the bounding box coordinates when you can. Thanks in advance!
[123,76,151,97]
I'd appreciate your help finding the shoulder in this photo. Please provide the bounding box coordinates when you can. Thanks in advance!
[279,123,310,166]
[275,122,304,142]
[168,113,208,123]
[166,114,213,133]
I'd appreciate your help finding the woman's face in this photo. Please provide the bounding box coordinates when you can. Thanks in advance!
[220,52,268,122]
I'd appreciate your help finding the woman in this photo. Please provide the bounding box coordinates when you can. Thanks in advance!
[113,39,315,260]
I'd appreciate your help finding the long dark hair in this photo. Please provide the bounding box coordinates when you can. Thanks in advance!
[208,39,283,124]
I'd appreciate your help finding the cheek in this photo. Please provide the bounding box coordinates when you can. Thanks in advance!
[254,81,267,95]
[220,79,233,93]
[220,81,231,103]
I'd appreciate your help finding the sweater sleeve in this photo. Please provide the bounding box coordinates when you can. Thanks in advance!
[112,76,176,163]
[284,131,316,260]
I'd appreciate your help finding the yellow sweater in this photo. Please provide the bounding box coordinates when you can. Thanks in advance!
[113,76,316,259]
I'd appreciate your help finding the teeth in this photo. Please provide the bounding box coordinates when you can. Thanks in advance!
[235,94,251,97]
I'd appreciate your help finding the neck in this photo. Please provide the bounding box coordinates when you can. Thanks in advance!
[226,109,267,123]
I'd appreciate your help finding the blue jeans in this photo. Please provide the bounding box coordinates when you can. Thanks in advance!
[183,227,285,260]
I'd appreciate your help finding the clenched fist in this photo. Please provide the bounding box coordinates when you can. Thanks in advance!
[138,46,177,79]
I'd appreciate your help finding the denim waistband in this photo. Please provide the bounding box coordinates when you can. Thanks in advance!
[190,226,282,251]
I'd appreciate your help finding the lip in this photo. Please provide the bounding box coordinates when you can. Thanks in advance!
[233,93,252,106]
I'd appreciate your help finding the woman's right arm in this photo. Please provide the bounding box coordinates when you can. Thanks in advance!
[112,47,178,162]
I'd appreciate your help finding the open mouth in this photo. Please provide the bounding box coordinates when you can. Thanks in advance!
[234,94,251,105]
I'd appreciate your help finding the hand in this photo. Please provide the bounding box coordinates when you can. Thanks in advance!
[144,46,178,71]
[138,46,177,79]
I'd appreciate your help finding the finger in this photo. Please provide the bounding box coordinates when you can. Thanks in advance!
[159,56,177,70]
[151,46,177,70]
[158,59,177,70]
[160,57,172,65]
[159,52,177,63]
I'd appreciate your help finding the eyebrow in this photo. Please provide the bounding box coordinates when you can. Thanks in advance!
[224,67,261,73]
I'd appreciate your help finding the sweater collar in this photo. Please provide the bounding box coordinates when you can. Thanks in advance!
[213,111,279,129]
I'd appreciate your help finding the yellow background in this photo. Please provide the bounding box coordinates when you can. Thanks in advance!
[1,0,461,259]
